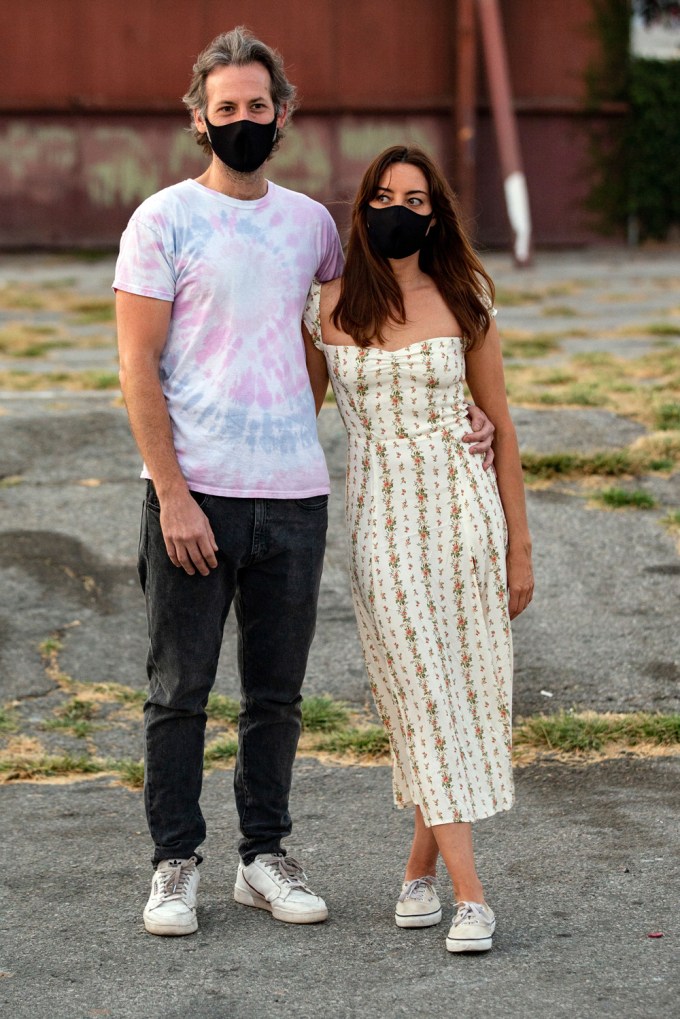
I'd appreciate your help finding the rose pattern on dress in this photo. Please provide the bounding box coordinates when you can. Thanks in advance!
[304,280,513,825]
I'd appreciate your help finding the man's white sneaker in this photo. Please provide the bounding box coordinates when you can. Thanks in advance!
[446,901,496,952]
[395,876,442,928]
[234,853,328,924]
[143,857,199,936]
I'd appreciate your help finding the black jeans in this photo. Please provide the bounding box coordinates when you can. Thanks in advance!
[138,482,328,866]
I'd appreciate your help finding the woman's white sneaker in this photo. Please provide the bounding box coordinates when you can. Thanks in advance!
[446,901,496,952]
[395,876,442,928]
[143,857,199,936]
[234,853,328,924]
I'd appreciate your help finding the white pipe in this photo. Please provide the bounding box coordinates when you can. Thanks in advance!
[504,171,532,265]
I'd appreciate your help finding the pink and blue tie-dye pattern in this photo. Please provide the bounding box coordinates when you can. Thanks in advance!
[113,179,344,497]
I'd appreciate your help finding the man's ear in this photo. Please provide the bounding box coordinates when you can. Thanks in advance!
[276,103,288,132]
[193,108,208,136]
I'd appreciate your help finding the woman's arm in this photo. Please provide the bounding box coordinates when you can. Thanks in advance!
[465,320,534,619]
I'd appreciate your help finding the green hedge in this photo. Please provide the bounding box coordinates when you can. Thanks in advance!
[586,1,680,239]
[627,59,680,237]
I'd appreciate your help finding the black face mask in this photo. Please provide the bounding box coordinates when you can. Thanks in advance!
[204,116,278,174]
[366,204,434,260]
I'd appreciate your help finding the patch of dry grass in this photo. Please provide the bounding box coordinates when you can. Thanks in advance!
[505,346,680,426]
[0,282,80,313]
[0,370,119,391]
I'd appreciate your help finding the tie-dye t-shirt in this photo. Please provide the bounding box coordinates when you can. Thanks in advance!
[113,179,344,497]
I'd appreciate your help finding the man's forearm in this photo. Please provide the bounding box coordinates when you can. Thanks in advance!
[119,365,188,500]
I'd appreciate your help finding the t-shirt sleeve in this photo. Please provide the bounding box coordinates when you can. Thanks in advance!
[315,211,344,283]
[112,215,176,302]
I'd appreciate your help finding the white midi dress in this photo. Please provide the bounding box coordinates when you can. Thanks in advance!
[304,280,514,825]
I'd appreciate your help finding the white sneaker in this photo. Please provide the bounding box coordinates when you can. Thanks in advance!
[143,857,199,936]
[446,901,496,952]
[234,853,328,924]
[395,876,442,928]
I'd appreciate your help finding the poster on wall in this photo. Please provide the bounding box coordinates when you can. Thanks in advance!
[632,0,680,59]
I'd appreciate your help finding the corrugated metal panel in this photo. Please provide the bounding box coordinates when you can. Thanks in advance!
[0,0,614,246]
[0,0,455,111]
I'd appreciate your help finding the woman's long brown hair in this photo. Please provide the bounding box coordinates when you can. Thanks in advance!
[332,145,495,350]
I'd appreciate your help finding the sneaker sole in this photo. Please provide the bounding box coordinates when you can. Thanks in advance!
[143,913,198,936]
[395,908,443,929]
[234,884,328,925]
[446,935,493,953]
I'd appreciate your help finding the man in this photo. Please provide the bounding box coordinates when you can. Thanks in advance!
[115,26,494,937]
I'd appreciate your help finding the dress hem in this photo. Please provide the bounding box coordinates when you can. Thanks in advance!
[395,794,515,826]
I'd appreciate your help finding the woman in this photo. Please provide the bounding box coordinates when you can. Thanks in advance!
[303,146,533,953]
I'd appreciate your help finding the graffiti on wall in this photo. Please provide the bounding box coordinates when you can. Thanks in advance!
[0,115,443,245]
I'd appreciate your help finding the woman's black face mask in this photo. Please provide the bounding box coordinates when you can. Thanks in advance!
[204,116,278,174]
[365,204,434,260]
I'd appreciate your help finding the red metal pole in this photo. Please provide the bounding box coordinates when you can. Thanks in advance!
[476,0,532,264]
[455,0,478,234]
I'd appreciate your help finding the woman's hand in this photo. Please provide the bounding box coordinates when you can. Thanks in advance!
[463,404,495,470]
[506,545,534,619]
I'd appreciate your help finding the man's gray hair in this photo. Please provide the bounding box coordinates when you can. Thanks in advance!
[182,26,298,155]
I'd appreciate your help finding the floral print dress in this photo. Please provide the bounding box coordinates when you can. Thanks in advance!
[304,280,514,825]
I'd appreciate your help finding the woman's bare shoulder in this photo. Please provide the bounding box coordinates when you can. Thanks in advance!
[319,276,341,316]
[320,276,342,297]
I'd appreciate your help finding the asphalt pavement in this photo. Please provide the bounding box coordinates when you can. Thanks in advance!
[1,249,679,1018]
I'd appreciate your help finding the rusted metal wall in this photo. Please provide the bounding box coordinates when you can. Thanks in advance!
[0,0,612,247]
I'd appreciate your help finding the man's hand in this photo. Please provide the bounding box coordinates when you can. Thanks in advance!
[159,491,219,576]
[463,404,495,470]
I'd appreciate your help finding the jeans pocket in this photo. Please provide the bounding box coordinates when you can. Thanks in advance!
[294,494,329,511]
[146,480,160,513]
[190,489,210,509]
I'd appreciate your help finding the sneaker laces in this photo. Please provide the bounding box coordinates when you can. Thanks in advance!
[452,901,491,927]
[157,858,196,901]
[398,876,437,903]
[260,854,314,893]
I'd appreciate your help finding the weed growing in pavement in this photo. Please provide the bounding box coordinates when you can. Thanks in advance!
[301,695,350,731]
[92,683,146,705]
[4,701,680,782]
[67,299,115,323]
[655,403,680,430]
[204,738,239,764]
[501,332,563,359]
[503,346,680,426]
[0,370,119,391]
[207,694,240,725]
[41,697,99,739]
[661,510,680,531]
[494,288,544,306]
[310,727,390,757]
[645,322,680,337]
[0,753,106,781]
[116,759,145,789]
[542,305,579,318]
[521,450,634,479]
[562,383,605,406]
[596,487,657,509]
[514,712,680,754]
[39,637,64,657]
[0,708,18,733]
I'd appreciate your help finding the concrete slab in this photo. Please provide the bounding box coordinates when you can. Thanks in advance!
[1,757,678,1019]
[0,250,679,1018]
